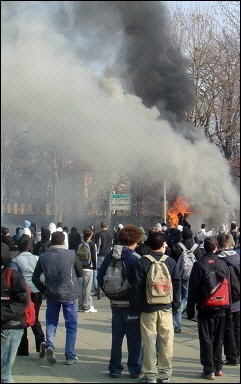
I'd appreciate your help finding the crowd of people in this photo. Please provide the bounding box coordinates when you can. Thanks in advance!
[1,216,240,383]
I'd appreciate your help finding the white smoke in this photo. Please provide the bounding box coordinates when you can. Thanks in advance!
[1,1,239,226]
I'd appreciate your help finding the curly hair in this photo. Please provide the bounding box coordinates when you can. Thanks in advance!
[118,224,143,246]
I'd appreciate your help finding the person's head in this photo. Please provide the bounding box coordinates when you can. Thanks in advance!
[230,222,237,231]
[161,223,167,231]
[3,236,14,248]
[71,226,78,233]
[148,232,165,251]
[182,228,193,240]
[118,225,143,247]
[83,228,93,241]
[101,221,108,230]
[177,212,183,219]
[1,242,12,269]
[117,224,124,230]
[1,226,6,234]
[2,228,9,238]
[56,222,63,229]
[219,224,226,234]
[22,228,32,238]
[24,220,31,228]
[177,225,183,232]
[201,223,206,229]
[31,223,37,230]
[18,236,31,253]
[217,233,233,250]
[204,237,218,253]
[15,226,21,235]
[41,228,51,242]
[48,222,56,233]
[51,231,65,246]
[155,223,162,231]
[148,226,159,236]
[63,226,69,233]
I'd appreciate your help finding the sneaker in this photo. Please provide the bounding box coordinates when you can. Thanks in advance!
[223,359,239,366]
[65,356,78,365]
[215,371,223,376]
[83,306,98,313]
[174,327,181,333]
[39,342,46,358]
[157,379,170,383]
[110,372,120,378]
[201,372,215,380]
[141,376,156,383]
[46,347,57,364]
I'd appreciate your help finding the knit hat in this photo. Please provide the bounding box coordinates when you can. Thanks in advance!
[118,224,124,229]
[48,222,57,234]
[155,223,162,231]
[24,220,31,228]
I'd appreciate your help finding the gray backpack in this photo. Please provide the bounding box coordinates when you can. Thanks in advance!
[176,243,198,280]
[103,258,130,300]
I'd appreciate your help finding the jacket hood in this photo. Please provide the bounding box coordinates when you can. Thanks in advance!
[24,220,31,228]
[112,245,134,260]
[48,223,56,233]
[218,249,240,267]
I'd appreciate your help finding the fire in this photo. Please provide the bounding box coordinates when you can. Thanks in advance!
[167,196,190,228]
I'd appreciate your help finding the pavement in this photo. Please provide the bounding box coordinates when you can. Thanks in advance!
[13,297,240,383]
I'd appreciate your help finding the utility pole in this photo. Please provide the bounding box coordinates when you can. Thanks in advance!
[163,179,167,223]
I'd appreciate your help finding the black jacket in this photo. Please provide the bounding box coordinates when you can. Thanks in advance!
[170,238,203,264]
[130,251,180,315]
[1,267,29,329]
[186,252,230,318]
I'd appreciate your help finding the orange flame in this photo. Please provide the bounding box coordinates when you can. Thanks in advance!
[168,196,190,228]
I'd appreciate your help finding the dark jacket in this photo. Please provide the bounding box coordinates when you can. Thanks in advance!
[95,230,113,256]
[170,238,203,264]
[32,245,83,302]
[218,249,240,313]
[1,242,29,330]
[68,231,82,251]
[130,251,180,315]
[167,228,182,249]
[186,252,230,318]
[97,245,140,307]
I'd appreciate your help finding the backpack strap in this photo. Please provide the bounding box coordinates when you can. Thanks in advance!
[143,254,168,263]
[190,243,198,252]
[178,242,187,251]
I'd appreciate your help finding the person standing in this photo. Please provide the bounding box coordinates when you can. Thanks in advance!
[131,231,180,384]
[94,222,113,294]
[217,234,240,366]
[98,225,143,379]
[170,227,202,333]
[77,228,97,313]
[196,224,214,255]
[9,237,45,356]
[1,242,30,383]
[186,237,230,380]
[32,231,83,365]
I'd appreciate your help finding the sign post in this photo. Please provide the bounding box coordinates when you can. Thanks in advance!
[109,194,131,211]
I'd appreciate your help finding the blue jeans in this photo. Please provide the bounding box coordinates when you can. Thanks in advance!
[1,329,23,383]
[109,306,142,375]
[173,280,189,330]
[46,298,78,360]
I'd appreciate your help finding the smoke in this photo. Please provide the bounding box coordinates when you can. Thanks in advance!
[1,1,239,225]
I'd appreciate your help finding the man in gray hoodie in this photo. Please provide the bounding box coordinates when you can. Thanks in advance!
[217,234,240,366]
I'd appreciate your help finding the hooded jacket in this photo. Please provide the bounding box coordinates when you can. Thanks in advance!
[97,245,140,307]
[1,242,29,329]
[218,249,240,313]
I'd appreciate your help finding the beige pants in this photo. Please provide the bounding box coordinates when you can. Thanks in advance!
[140,309,174,381]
